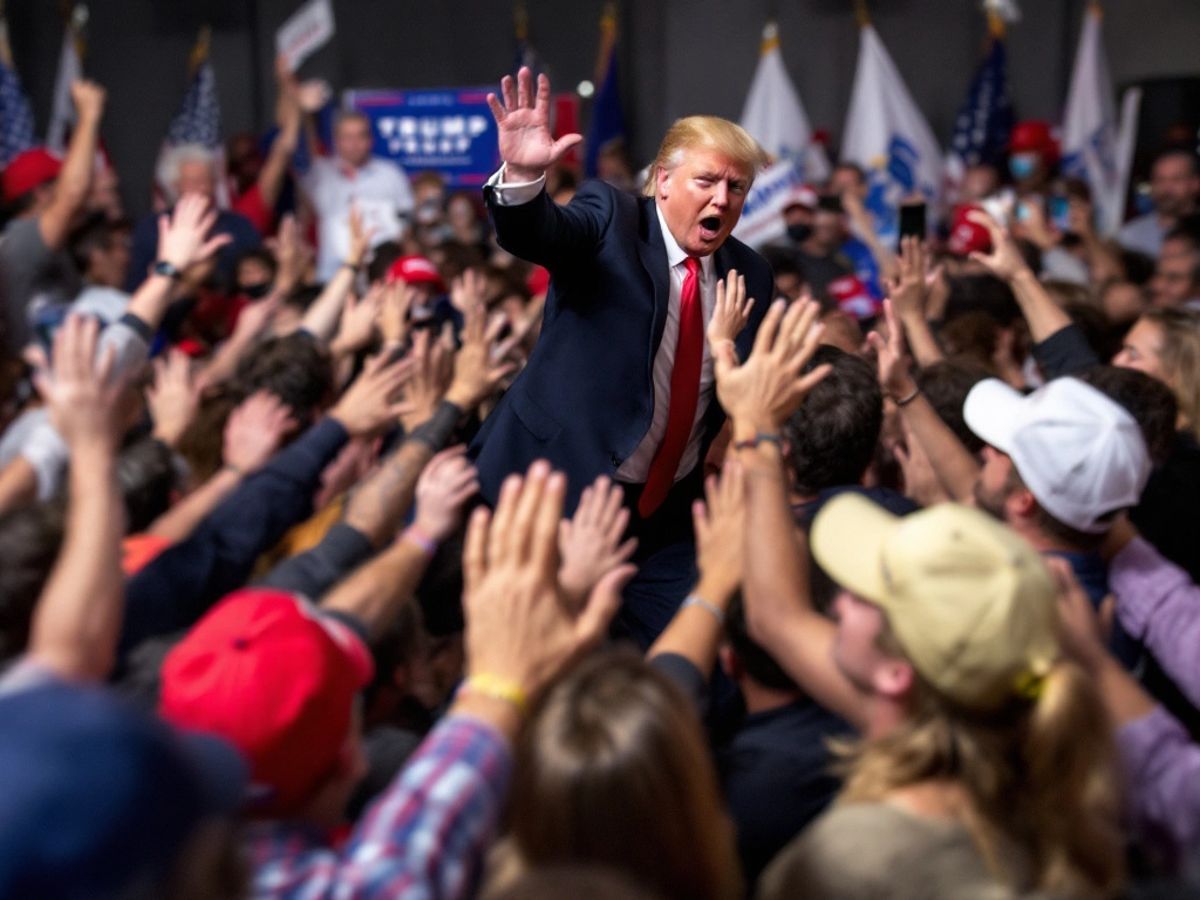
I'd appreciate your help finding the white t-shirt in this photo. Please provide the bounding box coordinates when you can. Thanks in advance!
[302,156,415,282]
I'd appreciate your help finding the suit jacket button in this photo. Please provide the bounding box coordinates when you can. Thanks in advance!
[610,453,622,467]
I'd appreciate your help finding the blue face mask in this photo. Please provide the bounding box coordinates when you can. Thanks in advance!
[1009,154,1038,180]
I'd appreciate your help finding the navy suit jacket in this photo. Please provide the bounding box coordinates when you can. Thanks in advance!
[471,179,773,512]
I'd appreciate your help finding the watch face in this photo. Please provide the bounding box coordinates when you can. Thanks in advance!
[154,261,179,279]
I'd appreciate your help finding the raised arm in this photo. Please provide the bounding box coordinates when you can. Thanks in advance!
[712,298,869,729]
[888,236,944,369]
[25,316,127,680]
[38,81,104,250]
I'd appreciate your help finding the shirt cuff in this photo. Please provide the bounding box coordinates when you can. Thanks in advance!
[486,165,546,207]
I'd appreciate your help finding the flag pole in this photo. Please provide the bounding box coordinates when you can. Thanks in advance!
[189,24,211,77]
[854,0,870,28]
[514,0,529,43]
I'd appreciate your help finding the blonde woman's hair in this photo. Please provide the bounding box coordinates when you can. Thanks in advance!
[642,116,769,197]
[837,621,1124,897]
[1142,308,1200,440]
[496,649,741,900]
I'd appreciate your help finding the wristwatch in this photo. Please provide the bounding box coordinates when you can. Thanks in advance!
[152,259,183,280]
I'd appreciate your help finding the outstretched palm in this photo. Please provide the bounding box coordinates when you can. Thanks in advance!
[487,66,582,181]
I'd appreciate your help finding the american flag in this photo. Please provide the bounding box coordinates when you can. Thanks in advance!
[166,58,220,148]
[948,36,1013,172]
[0,21,36,166]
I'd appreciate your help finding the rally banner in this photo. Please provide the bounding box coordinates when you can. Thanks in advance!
[346,88,500,188]
[732,158,805,248]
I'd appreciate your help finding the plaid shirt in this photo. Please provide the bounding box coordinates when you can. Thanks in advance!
[247,714,512,899]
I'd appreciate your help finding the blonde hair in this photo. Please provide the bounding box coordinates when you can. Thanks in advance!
[496,649,741,900]
[1141,308,1200,440]
[642,116,768,197]
[837,623,1124,897]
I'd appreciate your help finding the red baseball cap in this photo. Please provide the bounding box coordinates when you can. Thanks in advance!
[2,148,63,203]
[947,204,993,257]
[1009,120,1058,163]
[386,255,446,293]
[159,589,374,817]
[827,274,879,320]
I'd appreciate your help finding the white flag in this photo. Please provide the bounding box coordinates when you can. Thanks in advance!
[732,158,805,248]
[841,24,943,245]
[46,27,82,153]
[1061,5,1124,236]
[740,21,829,183]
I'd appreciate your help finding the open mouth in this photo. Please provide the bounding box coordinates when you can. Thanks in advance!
[699,216,722,240]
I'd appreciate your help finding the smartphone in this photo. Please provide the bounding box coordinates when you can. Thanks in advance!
[1048,194,1072,231]
[898,202,926,242]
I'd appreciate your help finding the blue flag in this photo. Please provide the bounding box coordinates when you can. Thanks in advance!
[584,8,625,179]
[0,51,35,166]
[949,37,1013,171]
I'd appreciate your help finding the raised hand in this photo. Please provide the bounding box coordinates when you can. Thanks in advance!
[31,315,127,452]
[462,461,635,700]
[70,79,106,122]
[413,446,480,542]
[449,268,488,314]
[380,279,416,348]
[397,328,453,431]
[147,349,200,448]
[865,298,915,400]
[966,209,1032,283]
[558,475,637,610]
[888,236,928,323]
[692,457,745,605]
[222,390,297,474]
[445,301,516,411]
[329,352,415,436]
[486,66,583,183]
[345,202,374,270]
[271,213,307,294]
[706,269,755,352]
[714,297,830,434]
[156,193,233,272]
[332,284,384,356]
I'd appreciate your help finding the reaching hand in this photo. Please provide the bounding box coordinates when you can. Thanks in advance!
[445,301,515,411]
[462,461,635,697]
[156,193,233,272]
[271,214,307,294]
[397,328,453,431]
[558,475,637,610]
[865,298,915,401]
[380,280,416,347]
[486,66,583,183]
[692,457,745,604]
[887,236,929,323]
[147,349,200,448]
[965,209,1032,283]
[70,79,106,122]
[449,268,487,315]
[32,315,127,452]
[333,285,384,356]
[413,446,480,542]
[345,203,374,269]
[223,390,297,474]
[714,297,830,433]
[329,353,415,436]
[706,269,755,352]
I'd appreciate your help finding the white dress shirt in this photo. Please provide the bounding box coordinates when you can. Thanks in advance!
[489,167,718,484]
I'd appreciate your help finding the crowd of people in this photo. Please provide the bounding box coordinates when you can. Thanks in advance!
[0,53,1199,899]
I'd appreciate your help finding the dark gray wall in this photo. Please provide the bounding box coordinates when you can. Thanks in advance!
[7,0,1199,217]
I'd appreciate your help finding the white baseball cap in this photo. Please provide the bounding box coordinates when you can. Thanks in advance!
[963,377,1150,533]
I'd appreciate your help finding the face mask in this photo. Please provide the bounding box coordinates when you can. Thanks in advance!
[787,223,813,243]
[242,282,272,300]
[1009,154,1038,180]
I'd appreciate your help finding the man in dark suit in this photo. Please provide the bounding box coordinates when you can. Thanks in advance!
[472,67,774,645]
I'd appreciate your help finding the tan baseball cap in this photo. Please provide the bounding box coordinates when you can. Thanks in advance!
[811,494,1059,710]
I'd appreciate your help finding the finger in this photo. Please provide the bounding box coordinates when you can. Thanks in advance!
[795,361,833,397]
[575,563,636,647]
[517,66,534,109]
[575,484,596,528]
[485,93,506,123]
[530,470,567,576]
[614,536,638,563]
[692,499,710,544]
[549,134,583,161]
[510,459,551,564]
[534,71,552,115]
[489,473,525,565]
[737,273,747,308]
[500,74,516,112]
[714,275,726,313]
[463,506,491,599]
[751,299,787,357]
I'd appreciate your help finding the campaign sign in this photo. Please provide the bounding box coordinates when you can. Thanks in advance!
[346,88,500,188]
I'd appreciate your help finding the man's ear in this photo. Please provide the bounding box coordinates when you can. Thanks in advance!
[656,165,671,200]
[1007,485,1038,521]
[873,656,915,702]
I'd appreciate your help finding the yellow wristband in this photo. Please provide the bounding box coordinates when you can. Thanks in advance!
[462,673,528,714]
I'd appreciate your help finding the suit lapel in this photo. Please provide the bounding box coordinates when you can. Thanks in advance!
[638,198,671,370]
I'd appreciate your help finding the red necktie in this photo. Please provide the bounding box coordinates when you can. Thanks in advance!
[639,257,703,517]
